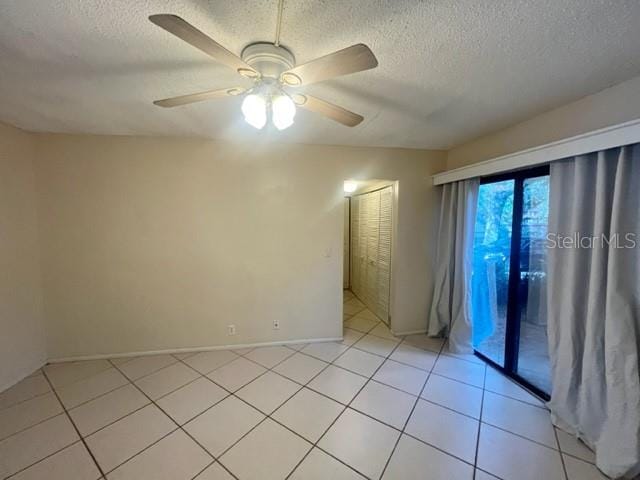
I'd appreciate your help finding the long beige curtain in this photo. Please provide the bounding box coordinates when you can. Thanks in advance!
[547,143,640,478]
[428,178,479,353]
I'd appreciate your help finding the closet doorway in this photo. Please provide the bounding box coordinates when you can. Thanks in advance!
[344,180,394,325]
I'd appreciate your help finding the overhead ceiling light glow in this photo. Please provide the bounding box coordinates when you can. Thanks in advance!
[271,94,296,130]
[241,94,267,129]
[344,180,358,193]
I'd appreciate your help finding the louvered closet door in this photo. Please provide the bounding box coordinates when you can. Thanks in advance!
[356,194,369,299]
[350,195,361,297]
[375,186,392,322]
[343,197,350,289]
[365,191,380,310]
[349,186,393,324]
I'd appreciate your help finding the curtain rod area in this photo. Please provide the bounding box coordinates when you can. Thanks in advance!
[432,118,640,185]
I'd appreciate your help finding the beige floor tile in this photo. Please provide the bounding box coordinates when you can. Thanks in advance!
[184,396,264,457]
[183,350,239,375]
[484,367,543,406]
[273,352,328,385]
[301,342,349,362]
[421,374,483,419]
[69,384,149,437]
[373,360,428,395]
[194,462,235,479]
[85,404,175,472]
[236,371,300,414]
[173,352,198,360]
[442,350,486,365]
[220,419,311,480]
[475,470,501,480]
[110,356,138,366]
[135,362,200,400]
[368,322,400,341]
[433,355,485,388]
[289,448,366,480]
[343,298,366,316]
[286,343,308,351]
[556,428,596,463]
[231,347,255,355]
[0,391,62,440]
[390,343,438,370]
[382,434,474,480]
[0,374,51,410]
[353,334,399,357]
[319,409,399,479]
[344,315,379,334]
[156,377,227,425]
[402,334,445,353]
[244,346,295,368]
[206,357,266,392]
[11,441,101,480]
[57,367,129,409]
[563,454,609,480]
[351,381,416,429]
[117,355,177,381]
[334,348,384,377]
[0,414,79,478]
[405,399,478,463]
[107,430,211,480]
[44,360,112,389]
[341,328,365,346]
[307,365,367,404]
[477,423,564,480]
[272,388,344,442]
[482,391,555,447]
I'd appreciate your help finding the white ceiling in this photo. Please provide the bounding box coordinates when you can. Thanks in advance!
[1,0,639,149]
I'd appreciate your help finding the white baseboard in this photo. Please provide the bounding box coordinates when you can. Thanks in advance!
[47,336,343,364]
[391,328,427,336]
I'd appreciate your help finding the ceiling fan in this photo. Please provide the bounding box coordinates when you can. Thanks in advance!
[149,2,378,130]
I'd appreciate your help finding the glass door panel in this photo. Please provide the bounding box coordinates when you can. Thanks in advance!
[471,167,551,399]
[516,176,551,393]
[472,180,514,365]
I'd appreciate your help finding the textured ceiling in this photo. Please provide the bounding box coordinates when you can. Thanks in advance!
[1,0,640,149]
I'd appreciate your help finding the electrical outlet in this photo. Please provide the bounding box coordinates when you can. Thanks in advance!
[273,319,280,330]
[227,324,236,336]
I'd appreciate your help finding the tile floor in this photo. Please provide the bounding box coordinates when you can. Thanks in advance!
[0,291,609,480]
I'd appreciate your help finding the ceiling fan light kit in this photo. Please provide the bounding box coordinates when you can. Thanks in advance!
[149,5,377,130]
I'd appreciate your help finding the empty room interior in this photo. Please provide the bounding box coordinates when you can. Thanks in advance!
[2,1,640,479]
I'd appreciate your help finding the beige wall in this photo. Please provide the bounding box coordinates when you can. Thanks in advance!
[33,134,445,359]
[447,75,640,169]
[0,123,46,390]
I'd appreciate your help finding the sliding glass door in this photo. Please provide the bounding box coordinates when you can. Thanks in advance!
[471,166,551,398]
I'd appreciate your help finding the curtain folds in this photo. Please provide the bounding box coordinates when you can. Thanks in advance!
[428,178,479,353]
[547,144,640,479]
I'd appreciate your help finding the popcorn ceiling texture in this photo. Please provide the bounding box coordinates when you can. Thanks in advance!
[0,0,639,149]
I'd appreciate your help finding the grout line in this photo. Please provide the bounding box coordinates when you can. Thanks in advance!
[0,387,53,413]
[106,359,223,478]
[28,311,559,480]
[554,425,570,480]
[378,334,445,479]
[472,363,488,480]
[40,370,107,479]
[3,438,87,479]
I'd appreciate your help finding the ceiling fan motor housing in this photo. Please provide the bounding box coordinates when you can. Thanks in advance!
[241,42,295,79]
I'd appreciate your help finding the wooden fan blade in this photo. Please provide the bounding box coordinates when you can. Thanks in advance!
[294,94,364,127]
[149,14,258,78]
[280,44,377,87]
[153,87,245,108]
